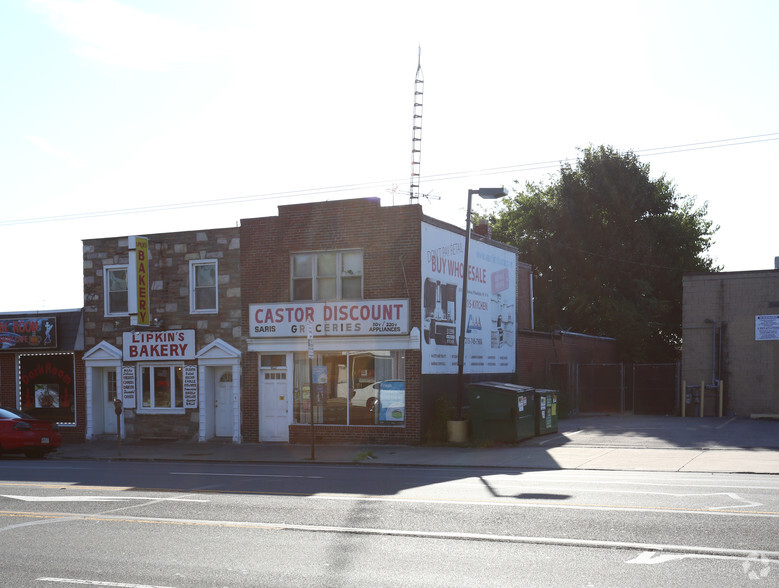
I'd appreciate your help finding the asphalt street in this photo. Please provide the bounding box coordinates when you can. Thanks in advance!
[1,458,778,587]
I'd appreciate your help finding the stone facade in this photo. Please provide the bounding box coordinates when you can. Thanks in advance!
[682,270,779,415]
[82,227,241,439]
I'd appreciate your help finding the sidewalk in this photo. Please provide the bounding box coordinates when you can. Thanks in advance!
[51,415,779,475]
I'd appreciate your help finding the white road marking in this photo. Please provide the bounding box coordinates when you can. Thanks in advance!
[1,495,207,503]
[38,578,174,587]
[27,512,779,562]
[716,417,737,430]
[305,493,777,517]
[169,472,323,479]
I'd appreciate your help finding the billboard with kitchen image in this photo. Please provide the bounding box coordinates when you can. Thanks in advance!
[421,222,516,375]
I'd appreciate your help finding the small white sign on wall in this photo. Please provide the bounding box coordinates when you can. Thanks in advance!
[121,366,136,409]
[756,315,779,341]
[183,365,198,408]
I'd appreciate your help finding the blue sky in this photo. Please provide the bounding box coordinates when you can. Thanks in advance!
[2,0,778,311]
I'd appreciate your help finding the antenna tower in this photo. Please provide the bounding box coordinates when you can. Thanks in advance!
[409,47,424,203]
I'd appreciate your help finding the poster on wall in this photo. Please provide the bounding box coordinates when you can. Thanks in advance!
[0,317,57,350]
[421,222,517,375]
[19,354,75,423]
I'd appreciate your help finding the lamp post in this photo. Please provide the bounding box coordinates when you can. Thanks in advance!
[456,187,508,420]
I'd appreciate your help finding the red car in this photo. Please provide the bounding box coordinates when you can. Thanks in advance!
[0,407,62,459]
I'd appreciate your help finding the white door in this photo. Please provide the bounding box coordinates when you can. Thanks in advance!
[103,369,118,435]
[215,368,233,437]
[261,370,289,442]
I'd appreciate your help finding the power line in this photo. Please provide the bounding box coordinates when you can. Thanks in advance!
[4,132,778,227]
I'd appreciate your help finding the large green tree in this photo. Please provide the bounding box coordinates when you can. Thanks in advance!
[488,145,719,361]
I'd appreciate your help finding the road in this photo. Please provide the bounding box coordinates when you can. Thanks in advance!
[1,459,777,587]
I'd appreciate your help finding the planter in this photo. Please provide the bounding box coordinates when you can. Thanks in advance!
[446,419,469,444]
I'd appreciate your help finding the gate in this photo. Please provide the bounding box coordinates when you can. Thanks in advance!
[633,363,679,415]
[578,364,624,413]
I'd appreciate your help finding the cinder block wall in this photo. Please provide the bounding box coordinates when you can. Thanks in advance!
[683,271,779,415]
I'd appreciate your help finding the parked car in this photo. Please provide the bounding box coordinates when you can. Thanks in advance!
[0,407,62,459]
[350,380,405,412]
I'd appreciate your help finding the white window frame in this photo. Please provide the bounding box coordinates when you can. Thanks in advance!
[291,250,363,301]
[136,363,186,414]
[104,264,129,317]
[189,259,218,314]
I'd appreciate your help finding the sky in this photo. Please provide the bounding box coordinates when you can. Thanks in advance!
[2,0,778,312]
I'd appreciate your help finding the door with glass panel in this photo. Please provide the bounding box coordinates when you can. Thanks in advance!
[260,356,290,442]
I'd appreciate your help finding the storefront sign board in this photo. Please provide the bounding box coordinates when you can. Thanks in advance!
[0,317,57,350]
[250,300,409,338]
[122,330,196,360]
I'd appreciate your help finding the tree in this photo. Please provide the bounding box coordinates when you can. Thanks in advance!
[488,145,719,362]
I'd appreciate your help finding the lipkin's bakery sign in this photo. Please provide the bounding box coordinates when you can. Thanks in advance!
[249,300,409,338]
[122,330,196,360]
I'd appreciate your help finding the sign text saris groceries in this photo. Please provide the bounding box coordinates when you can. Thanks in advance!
[249,300,409,337]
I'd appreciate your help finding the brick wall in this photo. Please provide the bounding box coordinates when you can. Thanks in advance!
[515,330,619,386]
[0,353,15,406]
[241,198,424,444]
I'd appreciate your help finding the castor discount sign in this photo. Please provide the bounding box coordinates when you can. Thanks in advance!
[249,300,409,338]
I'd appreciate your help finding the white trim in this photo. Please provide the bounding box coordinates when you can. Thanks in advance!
[196,338,241,363]
[84,341,123,440]
[196,339,242,444]
[84,341,123,363]
[248,334,416,353]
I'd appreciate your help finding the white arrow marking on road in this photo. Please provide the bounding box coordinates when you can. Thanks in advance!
[626,550,764,565]
[1,495,208,503]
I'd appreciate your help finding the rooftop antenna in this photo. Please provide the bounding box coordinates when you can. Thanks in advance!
[409,46,424,203]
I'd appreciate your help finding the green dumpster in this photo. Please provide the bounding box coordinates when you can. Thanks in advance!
[534,389,559,435]
[467,382,536,443]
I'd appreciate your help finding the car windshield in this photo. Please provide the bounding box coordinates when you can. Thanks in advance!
[0,407,26,419]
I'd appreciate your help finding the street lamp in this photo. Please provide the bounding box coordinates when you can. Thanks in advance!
[456,187,509,420]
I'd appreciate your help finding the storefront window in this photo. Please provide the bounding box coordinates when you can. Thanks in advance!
[18,353,76,425]
[292,350,405,426]
[140,365,184,411]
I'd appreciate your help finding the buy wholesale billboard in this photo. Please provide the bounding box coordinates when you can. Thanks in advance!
[421,222,516,375]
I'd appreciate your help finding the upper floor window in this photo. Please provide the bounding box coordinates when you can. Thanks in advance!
[292,250,363,301]
[190,260,218,313]
[104,265,128,316]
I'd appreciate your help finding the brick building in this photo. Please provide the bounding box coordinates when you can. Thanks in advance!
[81,228,242,442]
[0,310,86,443]
[240,198,529,444]
[682,268,779,416]
[2,197,622,447]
